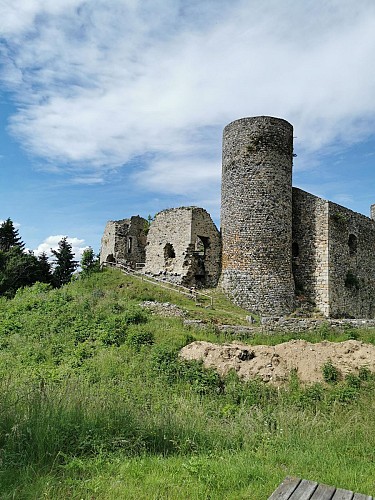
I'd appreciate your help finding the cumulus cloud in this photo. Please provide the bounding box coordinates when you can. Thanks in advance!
[1,0,375,198]
[33,235,87,263]
[0,219,21,229]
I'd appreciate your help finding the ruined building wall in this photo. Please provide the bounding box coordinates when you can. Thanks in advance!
[221,116,295,315]
[327,202,375,318]
[292,190,375,318]
[189,208,222,287]
[292,188,330,316]
[143,208,192,278]
[100,216,147,268]
[143,207,221,288]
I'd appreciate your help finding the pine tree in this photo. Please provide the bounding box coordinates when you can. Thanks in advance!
[37,252,52,284]
[51,237,78,287]
[0,218,25,252]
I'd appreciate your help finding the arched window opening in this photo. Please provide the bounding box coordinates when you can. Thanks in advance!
[292,242,299,258]
[348,234,357,256]
[195,236,210,256]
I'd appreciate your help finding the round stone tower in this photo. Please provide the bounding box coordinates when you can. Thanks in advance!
[221,116,295,316]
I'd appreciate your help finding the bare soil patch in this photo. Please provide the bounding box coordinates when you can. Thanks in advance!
[180,339,375,385]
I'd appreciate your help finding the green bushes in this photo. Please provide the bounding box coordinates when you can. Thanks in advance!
[0,269,374,498]
[322,359,341,383]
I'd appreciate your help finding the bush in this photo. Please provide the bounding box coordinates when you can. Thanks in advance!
[122,306,149,326]
[126,330,155,348]
[358,366,371,381]
[345,373,361,389]
[322,359,341,383]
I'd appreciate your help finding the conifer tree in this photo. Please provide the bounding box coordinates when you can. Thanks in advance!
[0,218,25,252]
[37,252,53,284]
[51,237,78,287]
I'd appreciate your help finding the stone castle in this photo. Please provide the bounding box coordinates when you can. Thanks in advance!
[100,116,375,319]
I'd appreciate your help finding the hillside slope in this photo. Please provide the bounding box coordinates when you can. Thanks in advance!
[0,268,374,499]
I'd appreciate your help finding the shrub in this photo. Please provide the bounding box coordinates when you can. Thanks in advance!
[322,359,341,383]
[358,366,371,381]
[122,305,149,326]
[345,329,359,340]
[317,322,332,339]
[345,373,361,389]
[126,330,155,348]
[179,360,222,395]
[329,386,358,404]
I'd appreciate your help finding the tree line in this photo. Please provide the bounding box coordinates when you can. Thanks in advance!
[0,218,99,297]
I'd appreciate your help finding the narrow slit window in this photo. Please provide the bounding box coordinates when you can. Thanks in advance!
[348,234,357,256]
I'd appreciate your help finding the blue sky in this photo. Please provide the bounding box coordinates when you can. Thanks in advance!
[1,0,375,258]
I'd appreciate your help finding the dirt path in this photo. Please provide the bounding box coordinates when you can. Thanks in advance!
[180,339,375,385]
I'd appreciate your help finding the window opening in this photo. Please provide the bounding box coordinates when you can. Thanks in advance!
[348,234,357,256]
[195,236,210,256]
[127,236,133,253]
[164,243,176,260]
[292,242,299,258]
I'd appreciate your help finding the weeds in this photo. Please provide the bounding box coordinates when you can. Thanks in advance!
[0,269,374,499]
[322,359,341,383]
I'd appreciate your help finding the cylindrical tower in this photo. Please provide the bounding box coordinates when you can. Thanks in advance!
[221,116,295,315]
[371,204,375,221]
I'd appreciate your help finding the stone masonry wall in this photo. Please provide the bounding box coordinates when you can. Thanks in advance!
[100,216,147,268]
[327,202,375,318]
[292,188,330,316]
[221,116,295,315]
[143,207,221,288]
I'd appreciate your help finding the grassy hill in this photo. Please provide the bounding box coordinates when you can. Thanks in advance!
[0,268,374,499]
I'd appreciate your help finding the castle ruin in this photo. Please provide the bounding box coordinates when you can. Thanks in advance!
[100,116,375,319]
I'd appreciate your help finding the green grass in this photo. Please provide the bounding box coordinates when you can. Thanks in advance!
[0,268,374,499]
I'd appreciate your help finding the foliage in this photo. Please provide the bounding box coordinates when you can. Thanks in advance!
[0,217,25,252]
[0,268,374,499]
[36,251,53,283]
[0,220,52,297]
[80,247,100,276]
[126,329,155,348]
[51,237,78,287]
[322,359,341,383]
[144,214,155,235]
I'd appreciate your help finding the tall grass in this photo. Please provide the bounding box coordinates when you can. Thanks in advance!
[0,269,374,498]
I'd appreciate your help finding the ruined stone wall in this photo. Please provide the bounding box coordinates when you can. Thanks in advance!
[100,216,147,267]
[189,208,221,287]
[327,202,375,318]
[143,207,221,288]
[221,116,295,315]
[143,208,192,279]
[292,188,330,316]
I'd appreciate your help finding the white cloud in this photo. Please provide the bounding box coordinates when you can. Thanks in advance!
[34,235,87,263]
[0,219,21,229]
[1,0,375,195]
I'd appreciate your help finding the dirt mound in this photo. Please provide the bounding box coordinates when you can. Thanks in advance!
[179,339,375,385]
